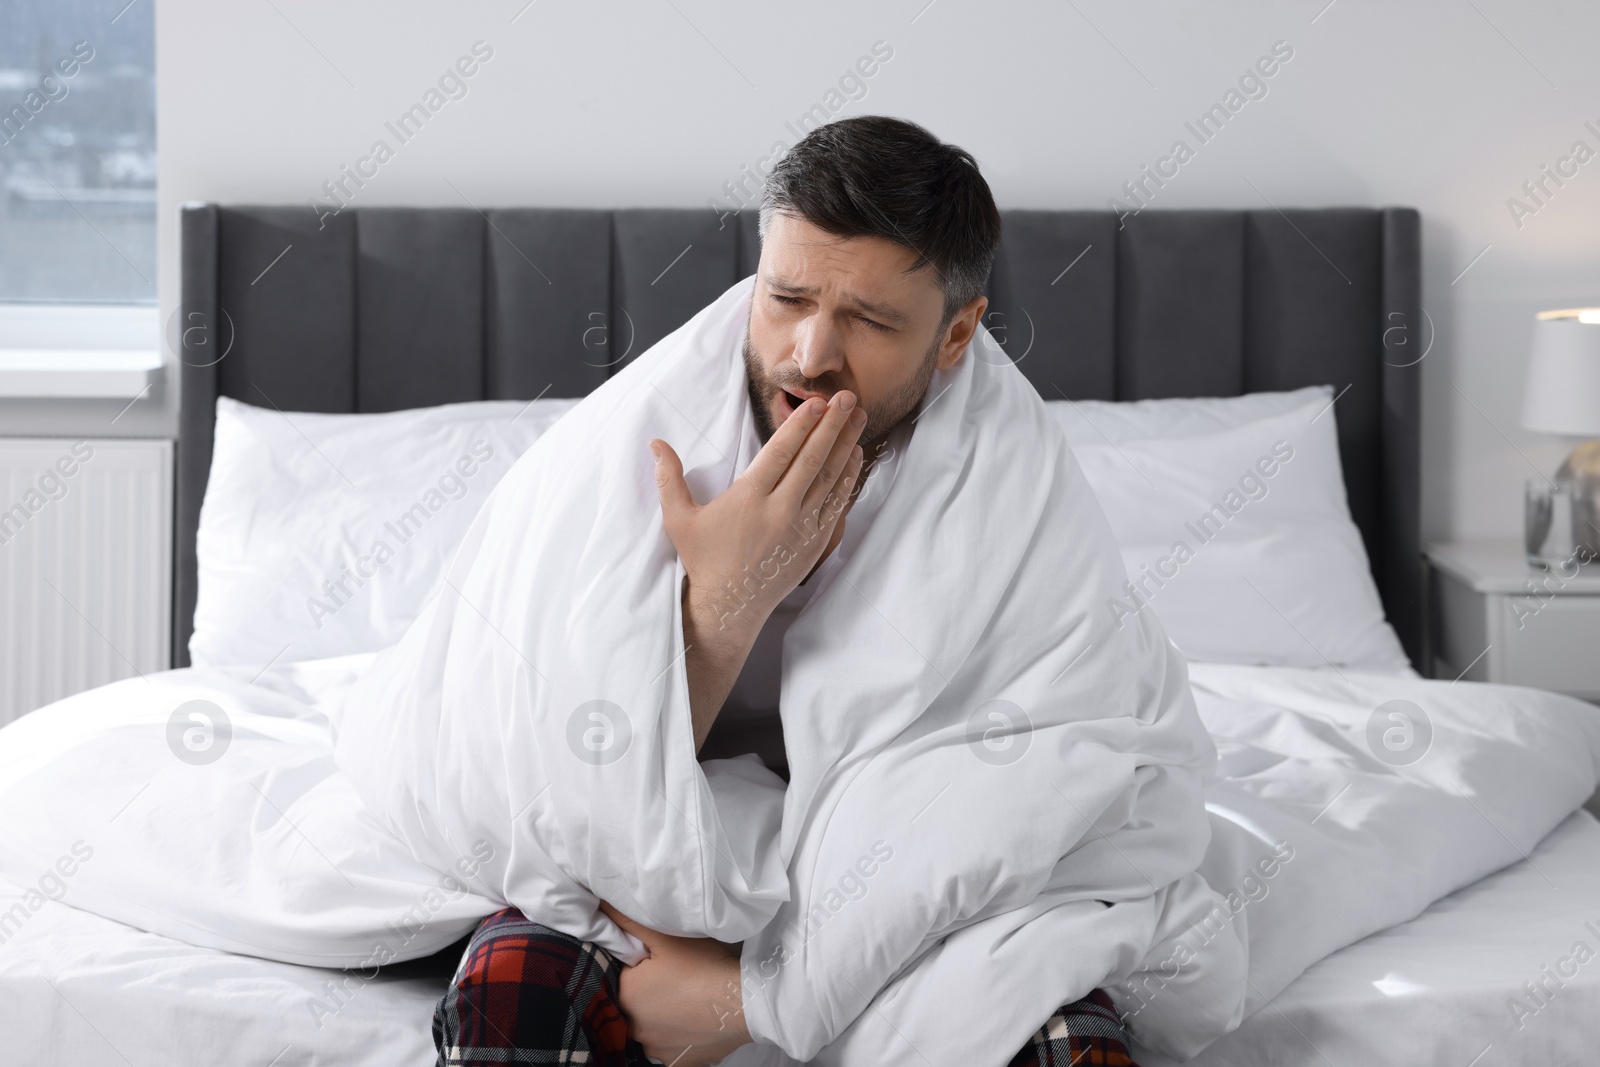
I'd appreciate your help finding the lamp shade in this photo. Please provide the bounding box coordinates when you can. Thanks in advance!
[1522,309,1600,436]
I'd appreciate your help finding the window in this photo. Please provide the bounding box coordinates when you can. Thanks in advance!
[0,0,155,307]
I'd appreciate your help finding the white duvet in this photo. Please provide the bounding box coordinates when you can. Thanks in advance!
[0,278,1596,1065]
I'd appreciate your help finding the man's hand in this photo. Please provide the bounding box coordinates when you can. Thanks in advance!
[651,391,867,750]
[600,902,750,1067]
[652,390,866,626]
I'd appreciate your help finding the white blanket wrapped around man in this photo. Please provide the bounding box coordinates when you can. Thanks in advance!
[331,275,1247,1063]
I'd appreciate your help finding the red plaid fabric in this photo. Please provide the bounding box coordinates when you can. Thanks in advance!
[436,908,1139,1067]
[433,907,653,1065]
[1006,988,1140,1067]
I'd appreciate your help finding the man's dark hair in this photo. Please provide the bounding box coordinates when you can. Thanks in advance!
[759,116,1001,328]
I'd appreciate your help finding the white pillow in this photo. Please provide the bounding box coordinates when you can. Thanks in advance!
[190,397,580,668]
[1048,385,1331,445]
[1068,393,1411,671]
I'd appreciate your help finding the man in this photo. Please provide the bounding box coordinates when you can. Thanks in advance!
[431,117,1146,1066]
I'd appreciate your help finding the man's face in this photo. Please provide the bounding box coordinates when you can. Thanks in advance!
[743,212,984,452]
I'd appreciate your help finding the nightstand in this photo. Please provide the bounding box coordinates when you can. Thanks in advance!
[1425,540,1600,702]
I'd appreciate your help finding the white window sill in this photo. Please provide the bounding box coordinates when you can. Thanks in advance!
[0,349,163,398]
[0,304,162,398]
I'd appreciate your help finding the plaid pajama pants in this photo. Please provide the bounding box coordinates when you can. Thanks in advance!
[434,907,1140,1067]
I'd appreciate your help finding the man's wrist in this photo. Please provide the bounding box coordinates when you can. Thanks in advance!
[685,569,774,639]
[682,574,764,752]
[683,582,766,674]
[710,954,751,1047]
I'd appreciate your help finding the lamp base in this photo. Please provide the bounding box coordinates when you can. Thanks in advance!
[1556,439,1600,559]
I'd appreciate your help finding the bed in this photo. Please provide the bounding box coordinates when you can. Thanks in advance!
[2,204,1597,1066]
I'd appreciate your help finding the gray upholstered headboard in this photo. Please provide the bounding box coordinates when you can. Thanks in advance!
[175,205,1422,669]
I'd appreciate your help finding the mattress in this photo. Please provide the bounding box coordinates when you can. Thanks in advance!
[0,886,455,1066]
[6,809,1599,1065]
[1138,806,1600,1066]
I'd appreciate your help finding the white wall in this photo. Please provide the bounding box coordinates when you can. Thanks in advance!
[127,0,1600,543]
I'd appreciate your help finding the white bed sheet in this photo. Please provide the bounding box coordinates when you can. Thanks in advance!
[1138,806,1600,1066]
[0,884,448,1066]
[8,808,1600,1065]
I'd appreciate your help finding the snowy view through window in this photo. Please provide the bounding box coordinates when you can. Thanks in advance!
[0,0,155,304]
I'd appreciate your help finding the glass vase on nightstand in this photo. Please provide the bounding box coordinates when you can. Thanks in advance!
[1525,480,1592,570]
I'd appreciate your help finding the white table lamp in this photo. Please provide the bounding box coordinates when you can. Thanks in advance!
[1522,308,1600,562]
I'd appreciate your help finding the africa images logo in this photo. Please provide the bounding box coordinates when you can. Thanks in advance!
[566,700,633,766]
[166,699,232,766]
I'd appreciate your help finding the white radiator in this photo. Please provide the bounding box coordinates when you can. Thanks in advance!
[0,438,171,725]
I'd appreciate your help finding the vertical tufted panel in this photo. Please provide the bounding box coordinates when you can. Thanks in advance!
[355,208,485,412]
[1243,208,1382,563]
[611,209,742,371]
[486,209,613,399]
[174,203,219,672]
[1380,208,1424,666]
[736,209,763,279]
[1117,211,1245,399]
[988,210,1118,402]
[216,206,356,413]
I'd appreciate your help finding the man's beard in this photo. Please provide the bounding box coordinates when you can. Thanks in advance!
[742,330,942,454]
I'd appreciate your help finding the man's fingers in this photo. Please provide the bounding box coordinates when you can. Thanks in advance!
[798,408,866,519]
[774,392,862,503]
[797,444,863,554]
[598,900,640,937]
[819,451,857,563]
[650,440,697,528]
[742,394,830,495]
[600,900,661,957]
